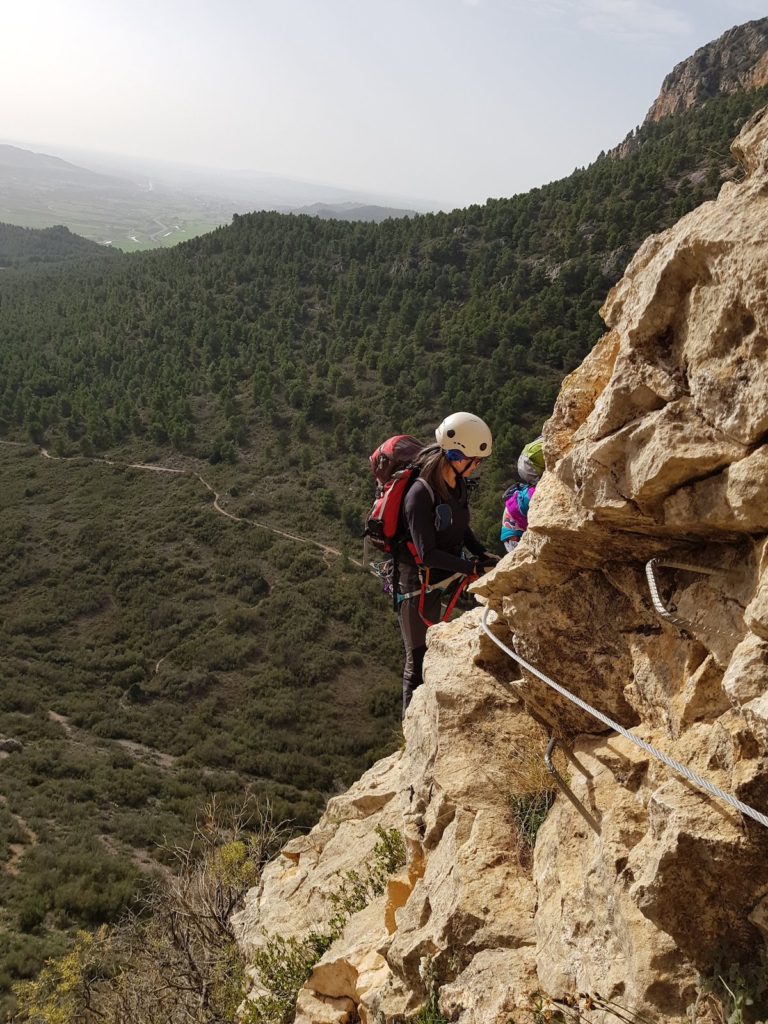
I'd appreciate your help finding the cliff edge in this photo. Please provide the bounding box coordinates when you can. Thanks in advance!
[234,108,768,1024]
[646,18,768,123]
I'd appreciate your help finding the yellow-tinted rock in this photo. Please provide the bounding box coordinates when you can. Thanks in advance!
[237,108,768,1024]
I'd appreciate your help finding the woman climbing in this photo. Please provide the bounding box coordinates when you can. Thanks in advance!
[500,435,544,553]
[397,411,498,717]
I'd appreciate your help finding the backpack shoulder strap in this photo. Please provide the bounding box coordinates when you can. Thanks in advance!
[399,476,435,569]
[412,477,434,504]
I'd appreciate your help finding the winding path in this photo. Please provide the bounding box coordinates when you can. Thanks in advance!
[1,439,365,678]
[193,473,360,566]
[0,794,38,877]
[1,441,362,567]
[152,618,223,677]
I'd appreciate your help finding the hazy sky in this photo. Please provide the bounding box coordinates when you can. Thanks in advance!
[3,0,766,207]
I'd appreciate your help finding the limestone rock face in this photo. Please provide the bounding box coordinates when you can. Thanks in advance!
[236,110,768,1023]
[646,17,768,123]
[234,617,545,1024]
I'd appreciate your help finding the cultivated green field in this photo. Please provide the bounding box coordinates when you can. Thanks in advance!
[0,204,227,250]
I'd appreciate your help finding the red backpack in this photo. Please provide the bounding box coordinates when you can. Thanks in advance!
[365,434,477,626]
[364,435,424,554]
[369,434,423,487]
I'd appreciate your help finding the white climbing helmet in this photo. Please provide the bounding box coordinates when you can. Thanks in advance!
[435,412,493,459]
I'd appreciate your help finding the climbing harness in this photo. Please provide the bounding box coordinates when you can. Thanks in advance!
[398,567,478,627]
[369,546,476,624]
[479,607,768,831]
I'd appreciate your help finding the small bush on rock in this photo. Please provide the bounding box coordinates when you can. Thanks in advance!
[245,825,406,1024]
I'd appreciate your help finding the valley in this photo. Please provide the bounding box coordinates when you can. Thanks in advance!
[0,442,401,1011]
[2,16,768,1019]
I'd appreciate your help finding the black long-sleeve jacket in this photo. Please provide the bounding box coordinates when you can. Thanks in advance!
[399,476,485,583]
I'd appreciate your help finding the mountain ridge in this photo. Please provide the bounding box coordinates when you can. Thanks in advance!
[0,144,122,180]
[0,143,428,247]
[287,202,417,222]
[646,16,768,122]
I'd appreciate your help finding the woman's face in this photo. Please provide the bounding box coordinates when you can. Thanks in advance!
[453,455,482,476]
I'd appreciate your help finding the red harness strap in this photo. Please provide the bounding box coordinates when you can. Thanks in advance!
[416,565,478,627]
[402,541,477,627]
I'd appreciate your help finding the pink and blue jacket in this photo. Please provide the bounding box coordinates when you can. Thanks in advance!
[500,483,536,544]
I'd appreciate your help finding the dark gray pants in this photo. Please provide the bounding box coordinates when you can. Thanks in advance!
[398,577,441,718]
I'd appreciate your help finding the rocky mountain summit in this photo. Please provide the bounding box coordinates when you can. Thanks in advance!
[646,17,768,123]
[233,108,768,1023]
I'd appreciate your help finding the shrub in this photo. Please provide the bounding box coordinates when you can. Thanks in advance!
[691,949,768,1024]
[12,800,287,1024]
[17,899,46,935]
[505,739,563,865]
[509,790,556,853]
[412,955,449,1024]
[246,826,405,1023]
[244,932,334,1024]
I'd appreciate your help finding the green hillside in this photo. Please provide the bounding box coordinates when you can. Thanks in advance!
[0,223,116,268]
[2,88,765,540]
[0,443,401,1015]
[1,86,767,1016]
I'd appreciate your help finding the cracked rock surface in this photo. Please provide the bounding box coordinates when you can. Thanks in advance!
[235,109,768,1023]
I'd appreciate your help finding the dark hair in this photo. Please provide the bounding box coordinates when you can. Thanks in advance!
[415,444,452,501]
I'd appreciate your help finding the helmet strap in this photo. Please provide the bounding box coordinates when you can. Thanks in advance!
[444,455,475,481]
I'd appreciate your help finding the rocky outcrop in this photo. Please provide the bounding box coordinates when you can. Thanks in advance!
[235,110,768,1023]
[233,616,547,1023]
[646,17,768,123]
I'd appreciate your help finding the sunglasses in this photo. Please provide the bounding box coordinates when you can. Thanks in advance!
[445,450,484,464]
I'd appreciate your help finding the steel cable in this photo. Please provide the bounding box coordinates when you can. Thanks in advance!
[479,607,768,830]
